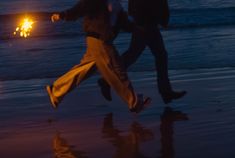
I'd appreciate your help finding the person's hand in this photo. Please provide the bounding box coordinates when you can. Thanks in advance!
[51,14,60,22]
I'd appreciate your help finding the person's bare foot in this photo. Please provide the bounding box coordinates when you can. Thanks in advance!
[46,85,59,109]
[130,94,152,113]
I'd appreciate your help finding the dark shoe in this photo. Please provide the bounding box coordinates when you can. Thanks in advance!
[130,94,152,114]
[98,78,112,101]
[46,85,59,109]
[162,91,187,104]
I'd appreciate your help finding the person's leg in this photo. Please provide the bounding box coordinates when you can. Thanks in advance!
[88,37,150,112]
[98,28,146,101]
[122,27,147,68]
[46,50,97,108]
[147,28,186,104]
[147,28,172,93]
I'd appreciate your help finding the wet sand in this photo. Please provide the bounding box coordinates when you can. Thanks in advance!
[1,68,235,158]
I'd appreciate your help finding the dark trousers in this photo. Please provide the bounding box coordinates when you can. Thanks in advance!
[122,26,172,94]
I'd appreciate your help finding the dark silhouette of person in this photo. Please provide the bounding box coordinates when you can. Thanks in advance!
[53,133,88,158]
[102,113,154,158]
[159,107,189,158]
[98,0,186,104]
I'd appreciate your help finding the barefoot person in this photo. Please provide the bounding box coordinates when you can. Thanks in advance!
[98,0,186,104]
[46,0,151,113]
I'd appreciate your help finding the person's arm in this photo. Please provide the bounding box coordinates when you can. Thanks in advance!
[51,0,87,22]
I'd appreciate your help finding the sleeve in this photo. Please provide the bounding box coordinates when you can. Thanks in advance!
[59,0,87,21]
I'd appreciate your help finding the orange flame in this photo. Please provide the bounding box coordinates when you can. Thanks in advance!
[13,18,34,38]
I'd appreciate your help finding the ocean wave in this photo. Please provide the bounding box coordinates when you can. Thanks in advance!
[169,7,235,29]
[171,6,235,13]
[0,11,53,22]
[0,7,234,23]
[0,7,234,40]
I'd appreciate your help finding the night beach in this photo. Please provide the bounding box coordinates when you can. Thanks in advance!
[1,0,235,157]
[1,70,235,157]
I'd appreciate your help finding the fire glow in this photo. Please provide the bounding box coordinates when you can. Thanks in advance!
[13,18,34,38]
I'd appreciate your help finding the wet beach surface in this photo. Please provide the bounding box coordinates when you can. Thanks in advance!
[1,70,235,158]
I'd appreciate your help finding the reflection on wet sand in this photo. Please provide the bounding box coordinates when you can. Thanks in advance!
[160,107,189,158]
[52,108,188,158]
[102,113,154,158]
[53,133,88,158]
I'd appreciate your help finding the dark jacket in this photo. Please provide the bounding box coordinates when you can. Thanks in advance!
[59,0,134,42]
[128,0,170,27]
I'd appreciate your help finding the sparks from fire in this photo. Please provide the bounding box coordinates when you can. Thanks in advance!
[13,18,34,38]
